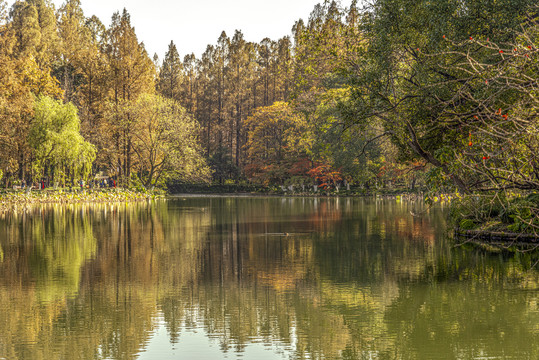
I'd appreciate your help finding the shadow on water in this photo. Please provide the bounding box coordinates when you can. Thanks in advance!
[0,197,537,359]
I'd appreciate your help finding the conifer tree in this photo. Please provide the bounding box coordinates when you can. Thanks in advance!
[158,41,182,101]
[10,0,58,68]
[104,9,155,184]
[56,0,88,103]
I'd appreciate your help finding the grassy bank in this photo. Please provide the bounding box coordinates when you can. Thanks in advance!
[0,188,160,210]
[451,193,539,247]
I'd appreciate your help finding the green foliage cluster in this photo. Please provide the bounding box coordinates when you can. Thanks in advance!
[207,146,241,184]
[332,0,539,235]
[0,0,209,190]
[450,192,539,234]
[29,96,96,184]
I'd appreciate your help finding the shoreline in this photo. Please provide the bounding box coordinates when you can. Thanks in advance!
[3,190,538,250]
[0,189,428,212]
[453,228,539,252]
[167,189,427,198]
[0,188,159,211]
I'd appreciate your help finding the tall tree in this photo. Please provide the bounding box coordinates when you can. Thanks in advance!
[180,53,197,114]
[158,41,182,101]
[0,0,34,183]
[55,0,88,103]
[104,9,155,184]
[214,31,230,148]
[228,30,250,166]
[76,15,108,152]
[196,44,216,155]
[9,0,58,68]
[1,0,63,184]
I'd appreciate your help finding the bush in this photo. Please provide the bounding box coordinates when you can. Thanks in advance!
[451,192,539,234]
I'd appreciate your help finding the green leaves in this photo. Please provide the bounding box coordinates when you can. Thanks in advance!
[342,0,539,194]
[244,102,310,184]
[29,96,96,183]
[130,94,210,186]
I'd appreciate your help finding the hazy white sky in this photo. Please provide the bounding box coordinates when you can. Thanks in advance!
[7,0,352,59]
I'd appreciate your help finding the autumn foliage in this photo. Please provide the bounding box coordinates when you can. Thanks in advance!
[308,164,343,190]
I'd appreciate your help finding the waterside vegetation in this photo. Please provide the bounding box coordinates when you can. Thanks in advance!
[0,0,538,241]
[0,187,160,212]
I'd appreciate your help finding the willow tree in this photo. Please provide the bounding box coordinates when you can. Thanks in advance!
[29,96,96,185]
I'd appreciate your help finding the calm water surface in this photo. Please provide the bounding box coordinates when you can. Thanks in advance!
[0,197,537,359]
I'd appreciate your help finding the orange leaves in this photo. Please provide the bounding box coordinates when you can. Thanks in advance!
[308,164,343,189]
[289,158,311,176]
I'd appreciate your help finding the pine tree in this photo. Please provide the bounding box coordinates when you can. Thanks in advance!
[10,0,58,68]
[56,0,88,103]
[181,53,197,114]
[0,0,33,183]
[158,41,182,101]
[104,9,155,184]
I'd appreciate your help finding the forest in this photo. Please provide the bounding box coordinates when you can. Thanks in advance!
[0,0,538,222]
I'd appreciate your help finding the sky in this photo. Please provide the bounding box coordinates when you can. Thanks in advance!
[7,0,353,60]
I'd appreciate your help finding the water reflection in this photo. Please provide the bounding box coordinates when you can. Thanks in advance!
[0,197,537,359]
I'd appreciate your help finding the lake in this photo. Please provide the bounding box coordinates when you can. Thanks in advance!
[0,196,537,359]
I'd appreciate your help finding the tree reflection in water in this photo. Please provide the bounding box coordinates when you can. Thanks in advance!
[0,197,537,359]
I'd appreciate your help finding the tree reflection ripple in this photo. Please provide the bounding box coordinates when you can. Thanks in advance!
[0,198,537,359]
